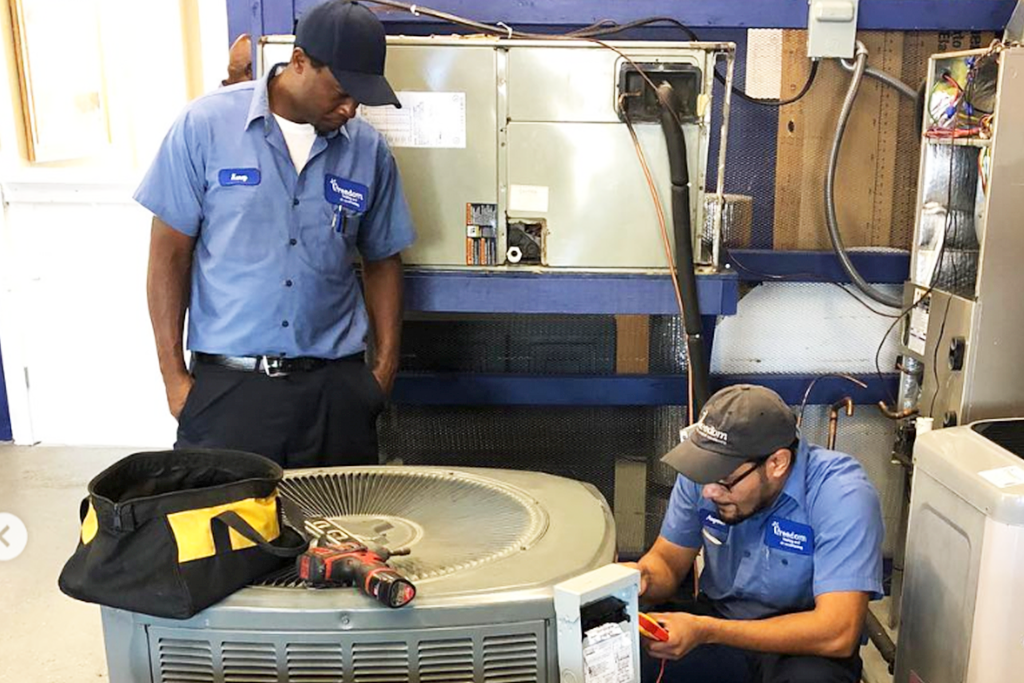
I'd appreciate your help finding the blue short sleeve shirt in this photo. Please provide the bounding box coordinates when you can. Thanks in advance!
[134,68,416,359]
[660,441,885,620]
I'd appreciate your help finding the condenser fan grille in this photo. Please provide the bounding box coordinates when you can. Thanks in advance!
[260,468,550,586]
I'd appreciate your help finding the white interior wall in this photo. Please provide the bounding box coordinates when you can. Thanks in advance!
[0,0,228,446]
[3,187,176,446]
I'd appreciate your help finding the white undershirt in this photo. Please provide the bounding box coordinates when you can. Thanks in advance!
[272,113,317,173]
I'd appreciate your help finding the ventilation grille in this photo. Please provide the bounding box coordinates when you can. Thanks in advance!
[285,643,344,682]
[419,638,475,682]
[151,625,546,683]
[352,642,409,682]
[265,468,549,587]
[222,642,277,682]
[483,634,539,683]
[156,638,214,683]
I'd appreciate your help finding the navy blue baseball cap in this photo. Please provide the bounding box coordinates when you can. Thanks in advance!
[296,1,401,108]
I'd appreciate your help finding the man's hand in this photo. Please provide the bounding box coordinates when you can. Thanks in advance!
[165,371,194,420]
[644,612,708,661]
[620,561,649,596]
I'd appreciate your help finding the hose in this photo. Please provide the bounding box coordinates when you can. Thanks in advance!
[865,609,897,667]
[825,42,904,309]
[658,83,711,416]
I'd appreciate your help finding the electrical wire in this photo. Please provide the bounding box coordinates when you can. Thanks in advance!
[565,16,819,107]
[872,286,934,408]
[723,247,902,319]
[721,60,819,107]
[928,296,953,417]
[656,658,667,683]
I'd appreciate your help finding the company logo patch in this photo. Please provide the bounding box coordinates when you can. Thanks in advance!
[218,168,261,186]
[764,516,814,556]
[325,174,368,212]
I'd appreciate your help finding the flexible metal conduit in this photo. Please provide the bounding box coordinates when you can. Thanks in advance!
[825,42,907,309]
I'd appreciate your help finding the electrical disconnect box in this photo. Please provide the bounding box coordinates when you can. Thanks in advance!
[807,0,859,59]
[260,36,734,273]
[555,564,642,683]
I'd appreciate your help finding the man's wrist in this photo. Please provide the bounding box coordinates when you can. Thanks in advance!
[372,355,399,378]
[692,615,717,647]
[159,362,190,383]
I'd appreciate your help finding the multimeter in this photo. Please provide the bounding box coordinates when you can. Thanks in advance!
[638,612,670,642]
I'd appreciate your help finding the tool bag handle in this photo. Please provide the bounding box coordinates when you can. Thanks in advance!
[211,510,309,558]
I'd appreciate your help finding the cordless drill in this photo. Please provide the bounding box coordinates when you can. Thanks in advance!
[296,518,416,608]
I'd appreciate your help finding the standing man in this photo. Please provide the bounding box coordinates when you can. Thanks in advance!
[634,385,884,683]
[137,0,415,468]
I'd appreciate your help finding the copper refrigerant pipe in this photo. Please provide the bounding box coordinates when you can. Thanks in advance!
[827,397,854,450]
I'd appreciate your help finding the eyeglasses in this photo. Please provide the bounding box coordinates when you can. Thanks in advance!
[704,459,767,497]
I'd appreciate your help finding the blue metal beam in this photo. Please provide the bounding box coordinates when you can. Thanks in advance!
[401,270,739,315]
[336,0,1015,32]
[391,372,897,406]
[242,0,1017,44]
[727,249,909,284]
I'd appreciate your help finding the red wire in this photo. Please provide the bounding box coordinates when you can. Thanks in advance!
[655,658,667,683]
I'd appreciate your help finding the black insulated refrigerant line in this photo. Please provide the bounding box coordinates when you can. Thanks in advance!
[657,83,711,417]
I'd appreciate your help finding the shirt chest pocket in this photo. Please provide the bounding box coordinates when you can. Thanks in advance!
[763,548,815,610]
[304,204,362,273]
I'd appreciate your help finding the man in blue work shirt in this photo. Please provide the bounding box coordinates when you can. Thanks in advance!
[634,385,884,683]
[136,0,415,467]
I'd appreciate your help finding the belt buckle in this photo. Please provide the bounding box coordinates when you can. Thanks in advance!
[261,355,289,378]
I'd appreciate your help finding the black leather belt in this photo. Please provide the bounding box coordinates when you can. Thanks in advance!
[194,352,362,377]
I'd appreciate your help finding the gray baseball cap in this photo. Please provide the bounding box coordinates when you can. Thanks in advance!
[661,385,798,484]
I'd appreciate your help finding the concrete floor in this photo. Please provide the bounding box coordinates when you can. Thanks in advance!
[0,444,897,683]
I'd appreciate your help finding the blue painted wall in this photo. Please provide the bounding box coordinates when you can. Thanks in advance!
[0,338,12,441]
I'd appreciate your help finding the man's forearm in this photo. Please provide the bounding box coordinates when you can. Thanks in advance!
[695,609,859,659]
[147,221,194,380]
[362,254,404,385]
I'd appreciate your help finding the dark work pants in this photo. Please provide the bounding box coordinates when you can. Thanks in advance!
[640,601,862,683]
[175,356,386,468]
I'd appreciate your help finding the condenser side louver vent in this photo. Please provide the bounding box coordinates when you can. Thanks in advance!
[150,621,547,683]
[156,638,214,683]
[222,642,277,682]
[286,643,345,681]
[352,642,410,682]
[419,638,474,682]
[484,633,539,683]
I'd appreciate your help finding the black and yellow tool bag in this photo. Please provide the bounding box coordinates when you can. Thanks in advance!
[58,449,308,619]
